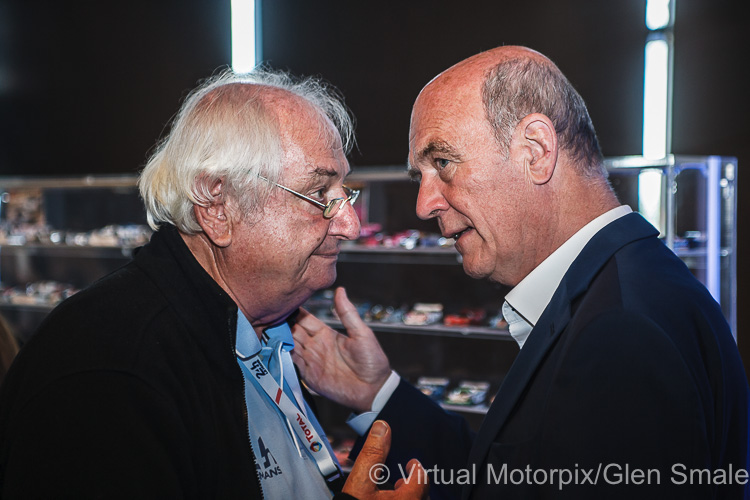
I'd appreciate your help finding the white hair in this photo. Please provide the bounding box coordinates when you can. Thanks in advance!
[138,68,355,233]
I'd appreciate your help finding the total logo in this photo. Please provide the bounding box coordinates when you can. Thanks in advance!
[310,441,322,452]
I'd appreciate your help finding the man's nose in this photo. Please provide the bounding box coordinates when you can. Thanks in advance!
[330,201,361,240]
[415,176,448,220]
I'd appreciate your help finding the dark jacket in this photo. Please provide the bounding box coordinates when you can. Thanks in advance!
[372,213,750,499]
[1,225,270,498]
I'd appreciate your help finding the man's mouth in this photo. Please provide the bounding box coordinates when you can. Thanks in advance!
[313,244,340,258]
[315,251,340,258]
[451,228,471,241]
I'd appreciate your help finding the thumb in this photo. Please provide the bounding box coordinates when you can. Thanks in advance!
[393,459,430,500]
[333,287,368,336]
[343,420,391,493]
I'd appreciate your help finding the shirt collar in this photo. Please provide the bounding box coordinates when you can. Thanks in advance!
[504,205,632,346]
[235,311,261,359]
[262,322,295,349]
[235,311,296,359]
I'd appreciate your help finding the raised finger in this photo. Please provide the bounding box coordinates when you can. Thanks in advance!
[333,287,368,333]
[293,307,329,337]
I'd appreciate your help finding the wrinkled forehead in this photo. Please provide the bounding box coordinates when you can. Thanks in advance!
[408,73,485,159]
[270,92,342,155]
[265,92,348,181]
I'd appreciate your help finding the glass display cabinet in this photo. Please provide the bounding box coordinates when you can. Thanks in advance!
[605,155,737,337]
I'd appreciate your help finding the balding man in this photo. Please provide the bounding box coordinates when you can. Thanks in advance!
[0,69,427,500]
[292,46,750,499]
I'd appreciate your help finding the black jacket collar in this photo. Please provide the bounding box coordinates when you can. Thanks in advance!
[133,224,241,383]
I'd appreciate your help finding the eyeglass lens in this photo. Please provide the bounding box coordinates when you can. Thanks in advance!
[323,197,348,218]
[322,189,359,219]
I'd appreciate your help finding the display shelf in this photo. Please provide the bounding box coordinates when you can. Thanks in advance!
[340,245,457,255]
[347,166,410,183]
[0,174,138,190]
[322,318,512,341]
[672,247,732,259]
[440,403,490,415]
[0,303,55,314]
[0,244,137,259]
[338,245,461,265]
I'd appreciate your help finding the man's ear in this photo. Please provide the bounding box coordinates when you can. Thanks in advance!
[193,177,233,248]
[516,113,558,185]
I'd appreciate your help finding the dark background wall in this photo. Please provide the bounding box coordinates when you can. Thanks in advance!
[0,0,747,375]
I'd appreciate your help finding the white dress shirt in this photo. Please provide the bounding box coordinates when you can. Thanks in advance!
[503,205,632,348]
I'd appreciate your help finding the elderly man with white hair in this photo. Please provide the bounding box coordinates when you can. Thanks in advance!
[0,69,427,500]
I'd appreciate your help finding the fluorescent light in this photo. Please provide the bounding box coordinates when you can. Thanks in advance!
[638,169,663,234]
[643,37,669,160]
[706,157,721,306]
[232,0,256,73]
[646,0,671,30]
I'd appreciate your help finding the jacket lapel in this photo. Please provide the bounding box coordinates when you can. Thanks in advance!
[462,278,572,500]
[462,213,658,499]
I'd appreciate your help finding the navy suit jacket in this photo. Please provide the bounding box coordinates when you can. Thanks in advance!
[370,213,749,499]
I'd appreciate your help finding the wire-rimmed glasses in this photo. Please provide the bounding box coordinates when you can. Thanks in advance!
[257,175,360,219]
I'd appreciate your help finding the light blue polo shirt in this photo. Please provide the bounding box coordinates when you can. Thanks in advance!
[235,311,339,499]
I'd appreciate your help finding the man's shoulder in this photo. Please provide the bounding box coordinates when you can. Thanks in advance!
[0,263,206,433]
[576,237,724,326]
[9,263,182,387]
[611,235,720,313]
[568,238,741,388]
[45,262,171,335]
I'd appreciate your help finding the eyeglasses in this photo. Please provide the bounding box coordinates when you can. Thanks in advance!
[257,175,360,219]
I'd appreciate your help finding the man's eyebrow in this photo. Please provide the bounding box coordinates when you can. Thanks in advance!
[418,140,461,160]
[302,166,349,188]
[308,166,338,180]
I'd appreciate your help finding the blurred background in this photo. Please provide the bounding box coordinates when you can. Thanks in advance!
[0,0,747,377]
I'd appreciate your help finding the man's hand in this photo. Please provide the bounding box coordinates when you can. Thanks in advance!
[291,287,391,412]
[343,420,428,500]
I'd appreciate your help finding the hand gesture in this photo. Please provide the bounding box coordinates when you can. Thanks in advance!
[343,421,429,500]
[292,287,391,412]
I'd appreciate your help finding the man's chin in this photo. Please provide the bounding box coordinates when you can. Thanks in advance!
[459,252,497,281]
[461,261,490,281]
[313,268,337,291]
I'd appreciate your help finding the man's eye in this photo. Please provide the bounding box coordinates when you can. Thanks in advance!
[311,188,327,201]
[436,158,450,169]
